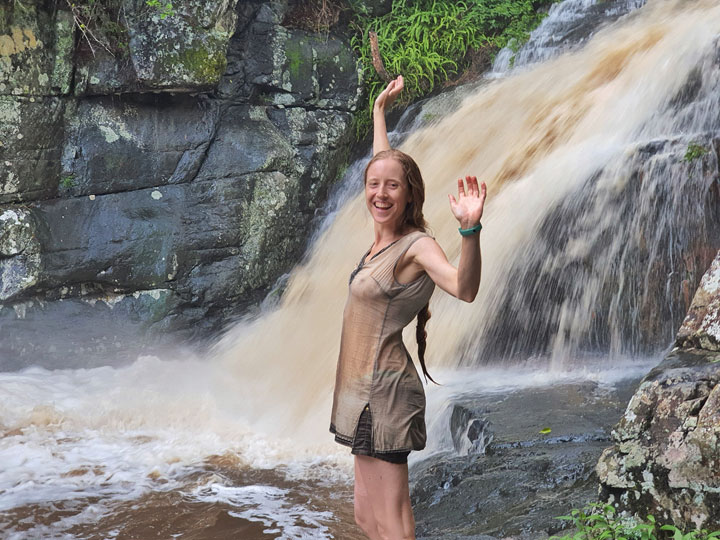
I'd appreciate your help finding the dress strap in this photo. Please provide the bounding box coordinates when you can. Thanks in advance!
[391,231,430,278]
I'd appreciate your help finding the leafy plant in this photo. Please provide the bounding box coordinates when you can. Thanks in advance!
[146,0,175,20]
[349,0,555,135]
[684,143,709,162]
[60,174,76,189]
[550,503,720,540]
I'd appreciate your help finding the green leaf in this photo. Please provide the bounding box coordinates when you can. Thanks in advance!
[539,427,552,434]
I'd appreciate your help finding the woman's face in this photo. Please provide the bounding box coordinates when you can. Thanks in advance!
[365,158,412,230]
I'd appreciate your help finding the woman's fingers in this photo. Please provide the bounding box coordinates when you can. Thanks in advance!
[392,75,404,94]
[457,178,466,198]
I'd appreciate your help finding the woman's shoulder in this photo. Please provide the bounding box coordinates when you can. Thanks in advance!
[403,231,440,256]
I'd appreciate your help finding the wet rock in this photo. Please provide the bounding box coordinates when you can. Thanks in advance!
[412,380,639,538]
[72,0,239,95]
[0,4,74,96]
[676,250,720,351]
[60,96,216,197]
[597,348,720,530]
[0,96,66,204]
[0,0,362,366]
[0,288,184,372]
[597,253,720,530]
[0,208,40,301]
[450,404,493,455]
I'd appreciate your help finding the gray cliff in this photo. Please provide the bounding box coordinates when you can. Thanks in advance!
[0,0,369,368]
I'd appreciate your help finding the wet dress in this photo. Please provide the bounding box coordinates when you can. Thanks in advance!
[330,230,435,458]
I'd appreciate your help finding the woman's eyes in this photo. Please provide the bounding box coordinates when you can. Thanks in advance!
[367,181,400,188]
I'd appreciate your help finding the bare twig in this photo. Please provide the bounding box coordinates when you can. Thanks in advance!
[64,0,115,57]
[369,30,392,82]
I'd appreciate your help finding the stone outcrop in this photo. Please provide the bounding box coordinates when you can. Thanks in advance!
[597,250,720,530]
[411,379,641,539]
[676,252,720,351]
[0,1,362,367]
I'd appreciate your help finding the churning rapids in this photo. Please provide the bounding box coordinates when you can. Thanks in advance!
[2,0,720,538]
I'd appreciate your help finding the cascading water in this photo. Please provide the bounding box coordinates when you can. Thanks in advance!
[1,0,719,538]
[492,0,649,73]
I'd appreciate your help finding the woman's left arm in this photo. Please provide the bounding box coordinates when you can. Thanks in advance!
[412,176,486,302]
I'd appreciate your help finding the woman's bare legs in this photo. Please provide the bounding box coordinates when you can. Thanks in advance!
[354,455,416,540]
[354,457,382,539]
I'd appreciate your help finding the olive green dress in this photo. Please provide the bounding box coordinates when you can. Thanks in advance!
[330,230,435,454]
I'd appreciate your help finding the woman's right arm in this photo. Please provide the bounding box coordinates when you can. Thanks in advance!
[372,75,404,155]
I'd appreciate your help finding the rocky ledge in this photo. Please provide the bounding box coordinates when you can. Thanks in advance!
[411,375,642,539]
[0,0,370,368]
[597,250,720,530]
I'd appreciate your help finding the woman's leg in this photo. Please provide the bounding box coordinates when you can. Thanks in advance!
[354,455,416,540]
[354,456,382,539]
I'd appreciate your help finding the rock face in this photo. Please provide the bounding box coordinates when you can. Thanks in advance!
[411,379,641,539]
[676,252,720,351]
[597,250,720,530]
[0,1,362,368]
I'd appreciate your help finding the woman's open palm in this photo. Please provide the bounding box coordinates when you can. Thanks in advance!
[448,176,486,227]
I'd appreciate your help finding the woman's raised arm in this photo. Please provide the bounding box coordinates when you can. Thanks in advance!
[410,176,486,302]
[372,75,404,155]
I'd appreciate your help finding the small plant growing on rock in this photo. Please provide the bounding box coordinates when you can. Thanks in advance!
[145,0,175,20]
[60,174,76,189]
[684,143,710,162]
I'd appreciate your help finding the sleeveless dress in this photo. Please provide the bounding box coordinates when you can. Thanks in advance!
[330,231,435,455]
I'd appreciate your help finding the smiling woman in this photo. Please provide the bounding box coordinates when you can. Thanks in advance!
[329,76,487,539]
[365,158,411,226]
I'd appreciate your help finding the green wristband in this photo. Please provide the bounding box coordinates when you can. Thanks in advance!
[458,222,482,236]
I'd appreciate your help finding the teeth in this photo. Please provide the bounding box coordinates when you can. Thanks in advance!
[375,203,391,209]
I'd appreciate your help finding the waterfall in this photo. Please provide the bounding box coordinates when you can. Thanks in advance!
[213,0,720,432]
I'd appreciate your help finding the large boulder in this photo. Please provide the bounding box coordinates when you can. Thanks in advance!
[597,250,720,530]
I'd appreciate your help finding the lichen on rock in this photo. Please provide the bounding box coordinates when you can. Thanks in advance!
[677,250,720,351]
[0,207,41,301]
[597,250,720,530]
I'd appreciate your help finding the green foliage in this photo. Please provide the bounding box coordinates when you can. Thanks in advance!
[145,0,175,20]
[60,174,76,189]
[349,0,555,135]
[550,503,720,540]
[684,143,709,162]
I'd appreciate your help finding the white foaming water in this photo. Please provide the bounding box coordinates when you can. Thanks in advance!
[0,356,350,538]
[192,483,334,539]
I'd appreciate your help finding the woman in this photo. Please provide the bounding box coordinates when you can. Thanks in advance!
[330,75,486,540]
